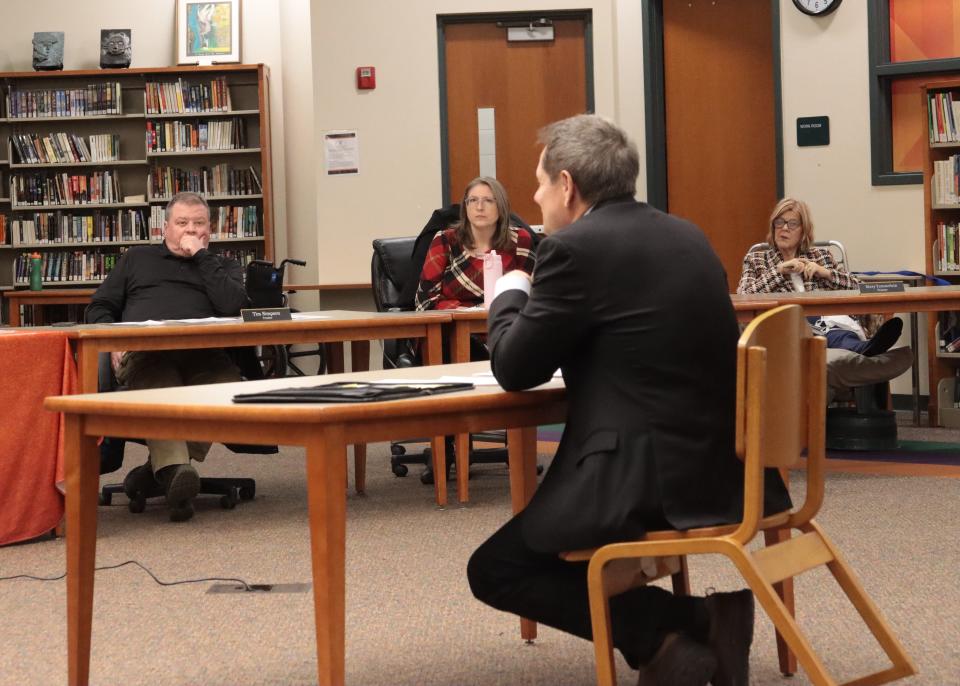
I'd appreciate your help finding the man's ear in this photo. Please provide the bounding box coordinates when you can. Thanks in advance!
[559,170,577,207]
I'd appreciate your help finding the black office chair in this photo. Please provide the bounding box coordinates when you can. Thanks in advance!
[371,234,518,485]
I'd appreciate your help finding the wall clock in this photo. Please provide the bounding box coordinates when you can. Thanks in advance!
[792,0,842,16]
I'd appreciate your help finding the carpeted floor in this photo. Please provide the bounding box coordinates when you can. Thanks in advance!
[0,441,957,685]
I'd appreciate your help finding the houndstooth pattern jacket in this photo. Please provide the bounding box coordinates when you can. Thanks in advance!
[736,246,859,295]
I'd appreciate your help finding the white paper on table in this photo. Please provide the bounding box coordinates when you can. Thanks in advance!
[171,316,242,323]
[373,376,502,386]
[472,368,562,378]
[291,312,331,320]
[109,320,165,326]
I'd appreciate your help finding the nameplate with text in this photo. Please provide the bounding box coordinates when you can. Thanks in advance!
[859,282,905,294]
[241,307,292,322]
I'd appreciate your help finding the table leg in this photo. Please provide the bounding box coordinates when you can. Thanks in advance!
[65,415,100,686]
[764,528,797,676]
[508,426,539,641]
[350,341,370,495]
[77,343,99,395]
[8,300,21,326]
[422,323,447,506]
[455,433,470,503]
[909,312,920,426]
[452,322,472,502]
[305,426,348,686]
[325,344,345,374]
[421,323,443,366]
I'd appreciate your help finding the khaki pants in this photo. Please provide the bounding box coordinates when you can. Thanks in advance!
[116,349,241,473]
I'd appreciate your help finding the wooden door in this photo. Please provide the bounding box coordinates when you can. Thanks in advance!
[443,19,588,224]
[663,0,778,290]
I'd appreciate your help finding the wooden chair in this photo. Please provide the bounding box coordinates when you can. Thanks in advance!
[561,304,916,686]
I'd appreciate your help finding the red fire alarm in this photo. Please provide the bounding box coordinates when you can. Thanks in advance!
[356,66,376,90]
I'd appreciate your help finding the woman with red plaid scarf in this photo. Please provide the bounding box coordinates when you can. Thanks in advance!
[415,177,535,312]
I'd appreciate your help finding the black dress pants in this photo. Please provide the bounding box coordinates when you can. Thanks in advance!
[467,508,707,666]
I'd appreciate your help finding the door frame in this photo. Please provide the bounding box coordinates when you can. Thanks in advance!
[641,0,784,211]
[436,10,595,206]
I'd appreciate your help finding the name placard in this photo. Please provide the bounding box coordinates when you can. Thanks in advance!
[241,307,292,322]
[797,116,830,147]
[859,282,905,294]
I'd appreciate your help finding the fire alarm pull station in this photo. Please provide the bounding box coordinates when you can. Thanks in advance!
[357,66,376,90]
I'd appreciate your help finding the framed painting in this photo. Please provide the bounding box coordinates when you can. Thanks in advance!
[176,0,241,65]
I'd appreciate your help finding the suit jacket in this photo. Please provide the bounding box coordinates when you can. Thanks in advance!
[488,196,792,553]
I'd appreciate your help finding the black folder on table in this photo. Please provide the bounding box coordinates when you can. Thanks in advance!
[232,381,474,404]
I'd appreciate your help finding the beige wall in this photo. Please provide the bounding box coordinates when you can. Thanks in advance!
[779,0,924,393]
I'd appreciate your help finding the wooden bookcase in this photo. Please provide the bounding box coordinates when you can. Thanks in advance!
[0,64,273,323]
[922,77,960,424]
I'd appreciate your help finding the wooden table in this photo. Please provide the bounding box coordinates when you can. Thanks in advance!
[45,361,567,686]
[68,310,452,502]
[3,288,97,326]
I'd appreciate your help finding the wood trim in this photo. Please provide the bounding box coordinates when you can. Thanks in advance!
[0,64,266,79]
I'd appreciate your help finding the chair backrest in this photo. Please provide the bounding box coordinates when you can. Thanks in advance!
[371,236,418,312]
[747,240,849,272]
[735,304,827,534]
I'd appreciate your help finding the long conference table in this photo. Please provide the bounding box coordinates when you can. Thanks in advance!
[45,361,566,686]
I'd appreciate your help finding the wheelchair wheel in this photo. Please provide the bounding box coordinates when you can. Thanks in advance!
[257,344,289,378]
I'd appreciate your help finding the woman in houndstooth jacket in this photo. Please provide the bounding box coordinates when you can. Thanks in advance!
[737,197,902,357]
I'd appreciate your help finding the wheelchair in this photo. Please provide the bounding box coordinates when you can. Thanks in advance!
[245,257,326,376]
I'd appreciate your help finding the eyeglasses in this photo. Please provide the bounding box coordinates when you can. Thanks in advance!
[465,197,496,208]
[772,218,802,230]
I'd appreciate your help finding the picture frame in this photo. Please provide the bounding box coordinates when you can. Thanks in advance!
[175,0,241,65]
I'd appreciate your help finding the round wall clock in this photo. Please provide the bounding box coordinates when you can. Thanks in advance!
[792,0,842,16]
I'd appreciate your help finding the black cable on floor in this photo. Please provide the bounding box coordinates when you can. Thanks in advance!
[0,559,252,591]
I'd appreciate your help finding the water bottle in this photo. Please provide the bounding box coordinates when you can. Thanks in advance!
[29,252,42,291]
[482,250,503,309]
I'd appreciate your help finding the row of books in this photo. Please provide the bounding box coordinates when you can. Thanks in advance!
[13,248,126,284]
[931,156,960,205]
[8,209,149,246]
[146,118,248,153]
[11,245,261,285]
[144,77,232,114]
[10,132,120,165]
[146,204,261,239]
[10,170,122,207]
[928,91,960,144]
[148,164,262,199]
[934,221,960,272]
[4,83,123,119]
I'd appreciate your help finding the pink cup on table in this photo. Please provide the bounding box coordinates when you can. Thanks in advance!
[482,250,503,309]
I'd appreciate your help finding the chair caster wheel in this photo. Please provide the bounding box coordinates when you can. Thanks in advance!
[128,496,146,514]
[392,464,409,477]
[391,444,406,456]
[99,492,112,506]
[239,485,255,500]
[220,488,239,509]
[420,468,434,485]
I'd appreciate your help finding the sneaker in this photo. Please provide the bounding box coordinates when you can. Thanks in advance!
[156,464,200,522]
[704,590,754,686]
[860,318,903,357]
[636,632,716,686]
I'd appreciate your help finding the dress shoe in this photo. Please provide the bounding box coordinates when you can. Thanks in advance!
[636,632,716,686]
[122,461,160,499]
[860,318,903,357]
[156,463,200,522]
[704,590,754,686]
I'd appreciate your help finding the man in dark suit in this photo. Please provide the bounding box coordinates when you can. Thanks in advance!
[467,115,792,686]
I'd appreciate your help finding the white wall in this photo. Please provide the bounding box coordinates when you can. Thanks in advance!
[779,0,925,393]
[309,0,646,284]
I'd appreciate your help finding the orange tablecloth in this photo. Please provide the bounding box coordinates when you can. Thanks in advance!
[0,330,76,546]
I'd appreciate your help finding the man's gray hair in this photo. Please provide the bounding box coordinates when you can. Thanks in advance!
[537,114,639,206]
[165,191,210,222]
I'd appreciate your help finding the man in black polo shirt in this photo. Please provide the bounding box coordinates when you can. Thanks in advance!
[87,191,247,521]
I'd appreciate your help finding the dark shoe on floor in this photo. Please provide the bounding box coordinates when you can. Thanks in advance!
[704,590,754,686]
[122,462,160,499]
[156,464,200,522]
[637,632,717,686]
[860,318,903,357]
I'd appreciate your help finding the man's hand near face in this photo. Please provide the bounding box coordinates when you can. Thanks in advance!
[179,233,207,257]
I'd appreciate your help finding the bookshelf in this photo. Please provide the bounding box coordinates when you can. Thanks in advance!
[0,64,273,323]
[922,78,960,424]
